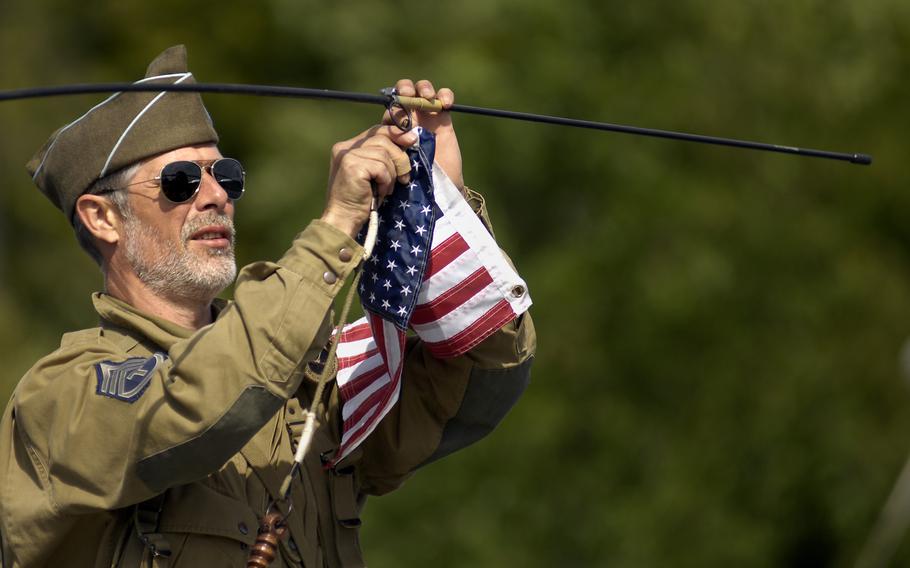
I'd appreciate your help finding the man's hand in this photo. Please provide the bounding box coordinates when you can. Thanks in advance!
[321,126,417,238]
[320,79,462,239]
[390,79,464,191]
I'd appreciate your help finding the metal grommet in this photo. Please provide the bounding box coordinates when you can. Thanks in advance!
[323,271,338,284]
[510,285,526,298]
[339,247,353,262]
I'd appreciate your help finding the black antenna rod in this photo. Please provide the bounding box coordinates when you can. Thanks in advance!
[0,82,872,166]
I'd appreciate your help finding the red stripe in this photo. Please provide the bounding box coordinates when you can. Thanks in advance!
[339,363,387,401]
[424,233,469,279]
[341,318,403,432]
[332,315,406,466]
[342,387,388,431]
[411,267,492,325]
[369,312,388,372]
[339,322,373,342]
[337,347,379,370]
[425,300,516,358]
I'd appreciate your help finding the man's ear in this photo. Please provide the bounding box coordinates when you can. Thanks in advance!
[75,194,122,245]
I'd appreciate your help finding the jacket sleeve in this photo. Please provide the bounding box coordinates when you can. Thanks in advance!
[11,220,362,512]
[357,188,537,495]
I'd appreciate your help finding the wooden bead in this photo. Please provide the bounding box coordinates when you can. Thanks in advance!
[246,510,289,567]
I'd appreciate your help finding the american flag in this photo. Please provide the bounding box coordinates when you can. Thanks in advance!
[330,128,532,465]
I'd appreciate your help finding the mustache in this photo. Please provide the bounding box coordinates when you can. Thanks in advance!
[181,213,236,244]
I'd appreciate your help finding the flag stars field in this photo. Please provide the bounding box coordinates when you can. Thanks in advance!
[332,128,529,466]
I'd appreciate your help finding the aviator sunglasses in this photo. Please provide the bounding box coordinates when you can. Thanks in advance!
[105,158,245,203]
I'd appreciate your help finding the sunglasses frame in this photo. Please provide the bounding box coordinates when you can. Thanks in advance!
[103,158,246,204]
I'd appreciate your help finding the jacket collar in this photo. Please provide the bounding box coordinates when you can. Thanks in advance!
[92,292,228,351]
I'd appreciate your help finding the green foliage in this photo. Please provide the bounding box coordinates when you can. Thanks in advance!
[1,0,908,565]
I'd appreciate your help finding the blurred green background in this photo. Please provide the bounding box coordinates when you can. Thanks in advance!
[1,0,908,566]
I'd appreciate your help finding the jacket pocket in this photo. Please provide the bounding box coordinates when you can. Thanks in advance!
[156,483,259,567]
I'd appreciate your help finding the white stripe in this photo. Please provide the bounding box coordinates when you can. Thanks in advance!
[417,247,483,304]
[341,373,390,421]
[336,352,384,386]
[134,73,193,84]
[411,281,503,342]
[338,370,402,457]
[336,336,376,361]
[380,319,403,380]
[32,93,121,180]
[99,72,192,177]
[340,404,380,446]
[430,165,533,315]
[31,73,196,181]
[428,210,458,248]
[340,316,369,335]
[340,316,369,330]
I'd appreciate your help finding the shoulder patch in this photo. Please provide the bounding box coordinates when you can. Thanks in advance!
[95,353,167,403]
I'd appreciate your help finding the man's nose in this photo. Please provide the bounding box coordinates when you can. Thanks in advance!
[194,169,231,211]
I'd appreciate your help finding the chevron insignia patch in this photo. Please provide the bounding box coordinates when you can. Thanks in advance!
[94,353,167,403]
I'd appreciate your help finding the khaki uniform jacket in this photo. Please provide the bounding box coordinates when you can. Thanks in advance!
[0,198,536,567]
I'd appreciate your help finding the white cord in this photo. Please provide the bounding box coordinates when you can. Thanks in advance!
[292,410,318,465]
[287,197,378,480]
[363,198,380,259]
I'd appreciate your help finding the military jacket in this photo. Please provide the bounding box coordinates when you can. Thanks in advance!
[0,205,536,567]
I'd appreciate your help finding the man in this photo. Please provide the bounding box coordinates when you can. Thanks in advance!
[0,46,535,567]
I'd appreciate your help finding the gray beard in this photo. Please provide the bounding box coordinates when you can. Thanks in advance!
[122,211,237,303]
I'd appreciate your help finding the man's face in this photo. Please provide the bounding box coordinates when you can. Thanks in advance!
[116,144,238,302]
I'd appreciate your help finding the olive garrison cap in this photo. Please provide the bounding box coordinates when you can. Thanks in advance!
[26,45,219,223]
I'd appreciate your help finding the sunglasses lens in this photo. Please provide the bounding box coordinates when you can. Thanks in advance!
[211,158,245,199]
[159,161,202,203]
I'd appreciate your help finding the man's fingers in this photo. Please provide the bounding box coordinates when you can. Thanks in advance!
[359,136,412,183]
[393,79,454,112]
[333,125,417,160]
[416,80,436,100]
[344,148,399,198]
[436,87,455,108]
[395,79,416,97]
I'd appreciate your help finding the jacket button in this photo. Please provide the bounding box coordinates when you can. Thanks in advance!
[323,271,338,284]
[339,247,353,262]
[238,522,249,535]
